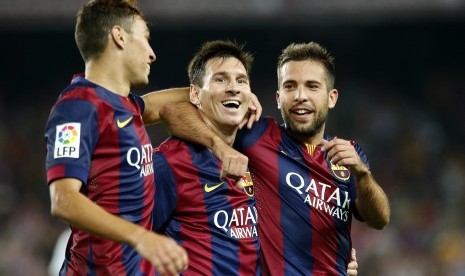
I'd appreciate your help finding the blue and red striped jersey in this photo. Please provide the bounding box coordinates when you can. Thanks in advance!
[153,137,260,276]
[234,117,365,276]
[45,75,155,275]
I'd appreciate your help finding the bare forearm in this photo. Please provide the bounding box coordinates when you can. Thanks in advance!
[160,101,223,149]
[160,102,248,179]
[141,87,190,125]
[355,171,391,230]
[50,183,144,247]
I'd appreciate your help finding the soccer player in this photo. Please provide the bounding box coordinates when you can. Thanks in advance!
[44,1,188,275]
[152,40,260,275]
[161,42,390,275]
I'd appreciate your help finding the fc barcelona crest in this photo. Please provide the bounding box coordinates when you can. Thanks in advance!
[241,172,254,197]
[330,162,350,181]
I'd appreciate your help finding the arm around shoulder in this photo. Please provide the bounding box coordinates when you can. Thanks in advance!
[160,102,248,180]
[141,87,190,125]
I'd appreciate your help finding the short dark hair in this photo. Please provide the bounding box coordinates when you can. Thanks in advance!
[75,0,144,61]
[187,40,254,87]
[277,42,336,89]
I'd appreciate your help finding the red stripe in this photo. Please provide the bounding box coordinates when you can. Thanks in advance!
[168,142,213,275]
[47,164,66,184]
[246,119,285,275]
[305,146,339,275]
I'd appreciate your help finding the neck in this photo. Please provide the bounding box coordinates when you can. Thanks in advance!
[286,127,325,146]
[200,113,238,147]
[85,57,130,97]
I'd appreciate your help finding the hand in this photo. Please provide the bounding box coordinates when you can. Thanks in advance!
[347,248,358,276]
[321,137,369,177]
[211,137,248,180]
[239,93,262,129]
[134,231,188,276]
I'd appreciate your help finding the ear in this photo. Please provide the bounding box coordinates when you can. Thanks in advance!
[189,84,201,106]
[276,90,281,109]
[110,25,126,49]
[328,88,338,109]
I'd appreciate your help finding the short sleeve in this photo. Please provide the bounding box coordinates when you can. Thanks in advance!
[45,99,99,185]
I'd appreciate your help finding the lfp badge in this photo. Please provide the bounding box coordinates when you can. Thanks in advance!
[54,123,81,158]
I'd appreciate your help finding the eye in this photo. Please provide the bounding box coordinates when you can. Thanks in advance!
[283,83,295,90]
[309,84,319,90]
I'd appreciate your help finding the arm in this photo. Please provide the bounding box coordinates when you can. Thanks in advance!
[321,138,390,229]
[160,101,248,180]
[141,87,190,125]
[49,178,188,275]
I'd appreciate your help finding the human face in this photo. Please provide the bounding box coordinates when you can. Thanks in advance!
[276,60,338,143]
[125,16,156,88]
[191,57,251,135]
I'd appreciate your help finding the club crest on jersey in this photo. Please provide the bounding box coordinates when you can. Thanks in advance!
[330,162,350,181]
[241,171,254,197]
[54,123,80,159]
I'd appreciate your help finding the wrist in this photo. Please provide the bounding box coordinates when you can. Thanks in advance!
[211,135,226,151]
[353,168,371,180]
[128,226,146,248]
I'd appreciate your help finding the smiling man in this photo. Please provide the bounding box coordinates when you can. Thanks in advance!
[161,41,388,275]
[152,40,261,275]
[44,1,187,275]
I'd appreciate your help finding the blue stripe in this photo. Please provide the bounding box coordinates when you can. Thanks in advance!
[87,243,96,276]
[278,135,315,275]
[188,144,241,275]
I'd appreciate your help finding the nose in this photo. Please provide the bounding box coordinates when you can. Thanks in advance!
[149,48,156,63]
[226,81,240,95]
[294,86,307,102]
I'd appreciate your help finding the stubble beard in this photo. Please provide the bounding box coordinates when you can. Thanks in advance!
[282,108,327,138]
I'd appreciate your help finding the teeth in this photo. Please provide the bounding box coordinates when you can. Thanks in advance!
[294,109,309,114]
[222,100,240,108]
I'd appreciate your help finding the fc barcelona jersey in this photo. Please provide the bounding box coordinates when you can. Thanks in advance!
[153,137,260,275]
[45,75,155,275]
[235,117,365,276]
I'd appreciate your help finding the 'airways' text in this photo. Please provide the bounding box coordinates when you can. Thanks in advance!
[285,172,352,222]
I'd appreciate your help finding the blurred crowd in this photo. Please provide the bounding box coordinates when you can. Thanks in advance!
[1,23,464,275]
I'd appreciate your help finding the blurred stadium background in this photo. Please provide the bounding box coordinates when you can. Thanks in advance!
[1,0,464,275]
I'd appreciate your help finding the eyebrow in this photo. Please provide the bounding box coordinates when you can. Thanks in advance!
[213,71,249,80]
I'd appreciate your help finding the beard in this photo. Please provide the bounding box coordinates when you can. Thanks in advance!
[281,108,327,138]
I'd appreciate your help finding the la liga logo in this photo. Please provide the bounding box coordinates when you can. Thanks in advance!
[54,123,81,159]
[58,125,79,144]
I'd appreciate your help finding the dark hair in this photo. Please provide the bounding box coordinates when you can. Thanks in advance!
[75,0,144,61]
[187,40,254,87]
[277,42,336,89]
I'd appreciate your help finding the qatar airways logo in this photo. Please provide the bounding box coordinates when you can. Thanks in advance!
[214,206,258,239]
[285,172,352,222]
[126,143,154,177]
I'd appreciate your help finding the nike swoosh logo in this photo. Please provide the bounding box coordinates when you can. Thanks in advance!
[204,182,224,193]
[117,117,133,128]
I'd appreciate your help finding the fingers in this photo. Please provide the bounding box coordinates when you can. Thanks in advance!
[242,93,261,129]
[220,154,248,181]
[135,232,188,276]
[347,248,358,276]
[238,116,248,130]
[351,248,357,261]
[347,248,358,275]
[246,110,257,129]
[321,137,358,166]
[249,93,262,120]
[164,241,188,275]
